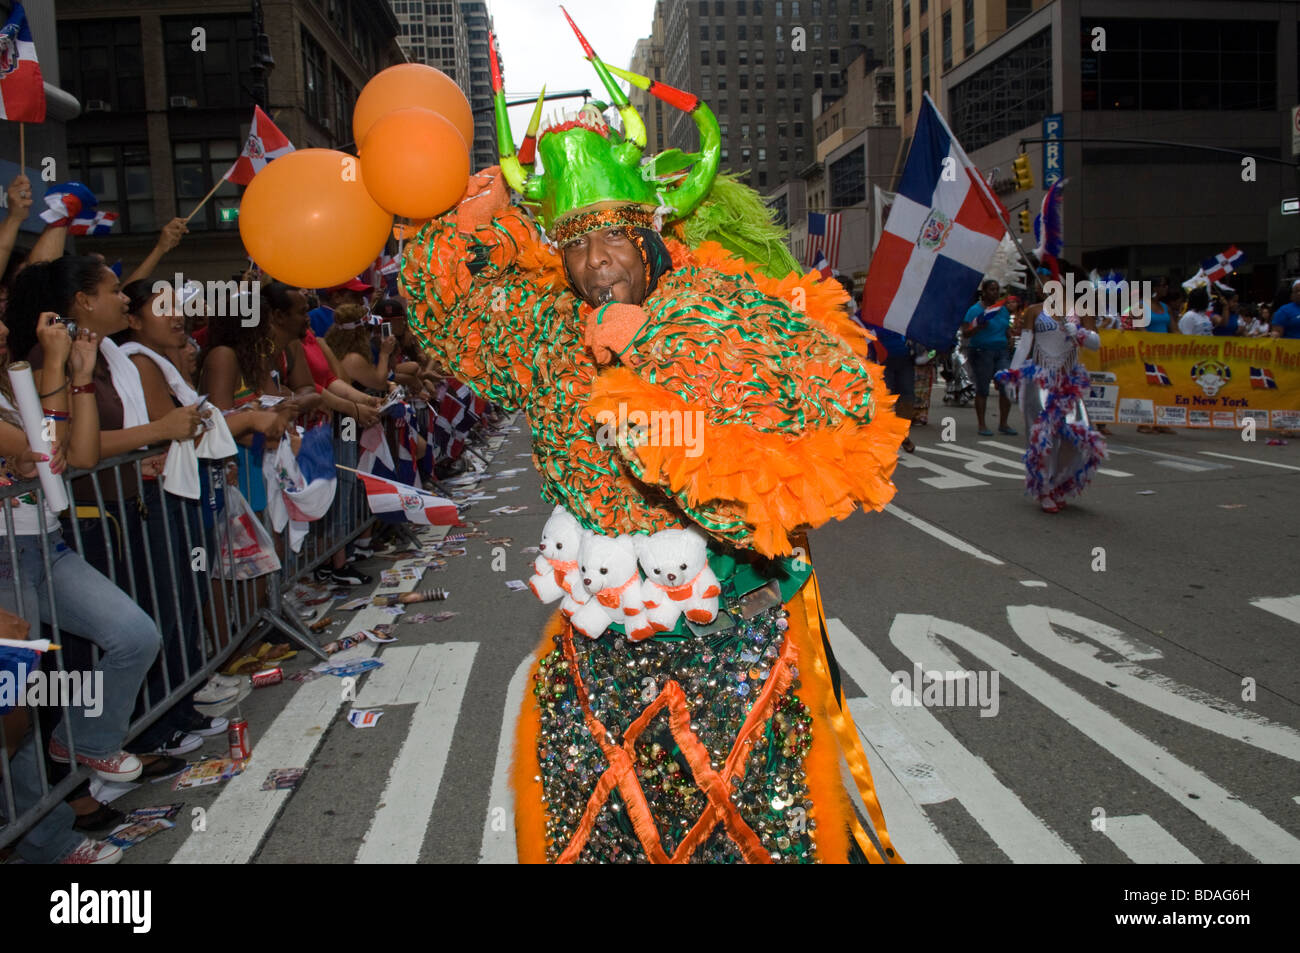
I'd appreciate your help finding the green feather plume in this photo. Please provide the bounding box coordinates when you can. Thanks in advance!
[680,172,801,278]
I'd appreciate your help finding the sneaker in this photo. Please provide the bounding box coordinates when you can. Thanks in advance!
[72,804,126,834]
[351,543,376,559]
[181,711,229,737]
[151,731,204,757]
[321,566,372,586]
[194,675,240,705]
[59,838,122,865]
[48,738,143,783]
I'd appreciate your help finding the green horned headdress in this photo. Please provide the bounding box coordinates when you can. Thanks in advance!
[489,7,721,246]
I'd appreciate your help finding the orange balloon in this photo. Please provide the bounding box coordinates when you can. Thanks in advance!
[353,64,474,151]
[239,149,392,289]
[360,108,470,220]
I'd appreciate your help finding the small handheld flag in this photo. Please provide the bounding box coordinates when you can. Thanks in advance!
[225,106,295,186]
[351,469,459,526]
[0,4,45,123]
[69,210,118,236]
[40,182,97,225]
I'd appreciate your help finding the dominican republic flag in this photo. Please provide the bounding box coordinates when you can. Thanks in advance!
[1144,362,1172,386]
[40,182,96,225]
[805,212,841,270]
[1201,246,1245,284]
[354,471,459,526]
[69,210,118,235]
[809,249,832,279]
[1249,366,1278,389]
[0,4,45,122]
[224,106,295,186]
[1032,178,1066,282]
[860,93,1007,351]
[371,252,400,295]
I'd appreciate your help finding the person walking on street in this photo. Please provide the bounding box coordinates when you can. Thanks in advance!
[962,280,1016,437]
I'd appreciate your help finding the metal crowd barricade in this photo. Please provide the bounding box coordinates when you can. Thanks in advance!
[0,428,371,851]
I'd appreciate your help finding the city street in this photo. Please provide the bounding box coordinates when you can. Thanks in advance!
[112,398,1300,865]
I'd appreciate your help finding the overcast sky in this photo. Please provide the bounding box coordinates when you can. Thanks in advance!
[489,1,660,147]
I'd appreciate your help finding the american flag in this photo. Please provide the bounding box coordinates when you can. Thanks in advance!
[805,211,841,270]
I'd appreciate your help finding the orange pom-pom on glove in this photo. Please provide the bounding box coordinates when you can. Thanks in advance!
[583,303,649,366]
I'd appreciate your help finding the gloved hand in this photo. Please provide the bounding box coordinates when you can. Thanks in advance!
[584,303,648,366]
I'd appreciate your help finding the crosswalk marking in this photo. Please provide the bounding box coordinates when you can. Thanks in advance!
[1200,451,1300,471]
[894,453,988,489]
[885,612,1300,863]
[1153,459,1218,473]
[170,640,379,864]
[883,505,1005,566]
[1251,594,1300,626]
[828,617,1081,863]
[480,654,533,864]
[1103,814,1202,864]
[354,642,478,864]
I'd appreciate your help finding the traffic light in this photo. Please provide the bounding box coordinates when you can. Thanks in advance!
[1018,209,1032,234]
[1013,152,1033,191]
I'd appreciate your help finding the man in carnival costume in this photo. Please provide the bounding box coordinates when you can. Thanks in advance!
[399,10,909,864]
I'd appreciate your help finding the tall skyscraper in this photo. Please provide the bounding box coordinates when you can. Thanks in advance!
[629,2,668,154]
[460,0,499,172]
[660,0,887,193]
[390,1,469,91]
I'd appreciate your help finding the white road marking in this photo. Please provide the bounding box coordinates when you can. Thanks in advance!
[1007,606,1300,761]
[828,618,1080,863]
[1200,451,1300,472]
[883,505,1005,566]
[916,444,1025,480]
[1103,814,1202,864]
[894,453,988,489]
[1154,460,1218,473]
[1019,580,1048,588]
[170,640,379,864]
[891,612,1300,863]
[354,642,478,864]
[1251,595,1300,626]
[479,653,533,863]
[978,440,1133,477]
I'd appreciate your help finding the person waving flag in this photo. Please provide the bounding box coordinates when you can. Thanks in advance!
[224,105,295,185]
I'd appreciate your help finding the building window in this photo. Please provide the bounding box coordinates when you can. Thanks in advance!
[830,147,865,207]
[67,144,153,234]
[717,50,726,65]
[851,23,859,40]
[717,73,727,90]
[904,44,912,113]
[756,73,765,89]
[902,0,910,30]
[700,25,709,41]
[758,147,767,160]
[778,73,786,88]
[59,18,145,112]
[1080,18,1276,111]
[739,50,748,66]
[702,75,711,91]
[302,29,328,124]
[740,74,749,89]
[776,0,783,15]
[173,139,240,232]
[920,29,930,84]
[792,1,800,15]
[759,170,768,187]
[963,0,975,56]
[794,122,803,137]
[814,25,822,41]
[716,24,725,40]
[738,24,747,40]
[1006,0,1032,28]
[738,0,747,13]
[701,49,710,65]
[950,27,1053,150]
[164,15,254,109]
[942,12,953,68]
[741,99,749,113]
[332,67,354,144]
[756,49,765,64]
[814,73,823,88]
[699,0,708,15]
[813,0,821,15]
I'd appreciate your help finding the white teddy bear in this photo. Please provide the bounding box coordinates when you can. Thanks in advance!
[569,531,653,641]
[635,526,721,631]
[528,506,586,616]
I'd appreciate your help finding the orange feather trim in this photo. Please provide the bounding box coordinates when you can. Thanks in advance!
[587,367,911,557]
[511,615,564,864]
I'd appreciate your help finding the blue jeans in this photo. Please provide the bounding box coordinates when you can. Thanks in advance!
[5,734,83,863]
[0,531,161,759]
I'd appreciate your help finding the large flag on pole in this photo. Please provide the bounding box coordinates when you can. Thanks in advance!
[224,106,295,185]
[805,211,841,269]
[860,93,1007,351]
[354,470,459,526]
[0,4,45,122]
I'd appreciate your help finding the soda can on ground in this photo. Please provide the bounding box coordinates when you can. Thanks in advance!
[228,718,251,761]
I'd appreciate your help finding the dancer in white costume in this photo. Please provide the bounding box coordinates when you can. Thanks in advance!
[997,310,1106,513]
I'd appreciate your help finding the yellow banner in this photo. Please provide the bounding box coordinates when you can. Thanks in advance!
[1079,331,1300,430]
